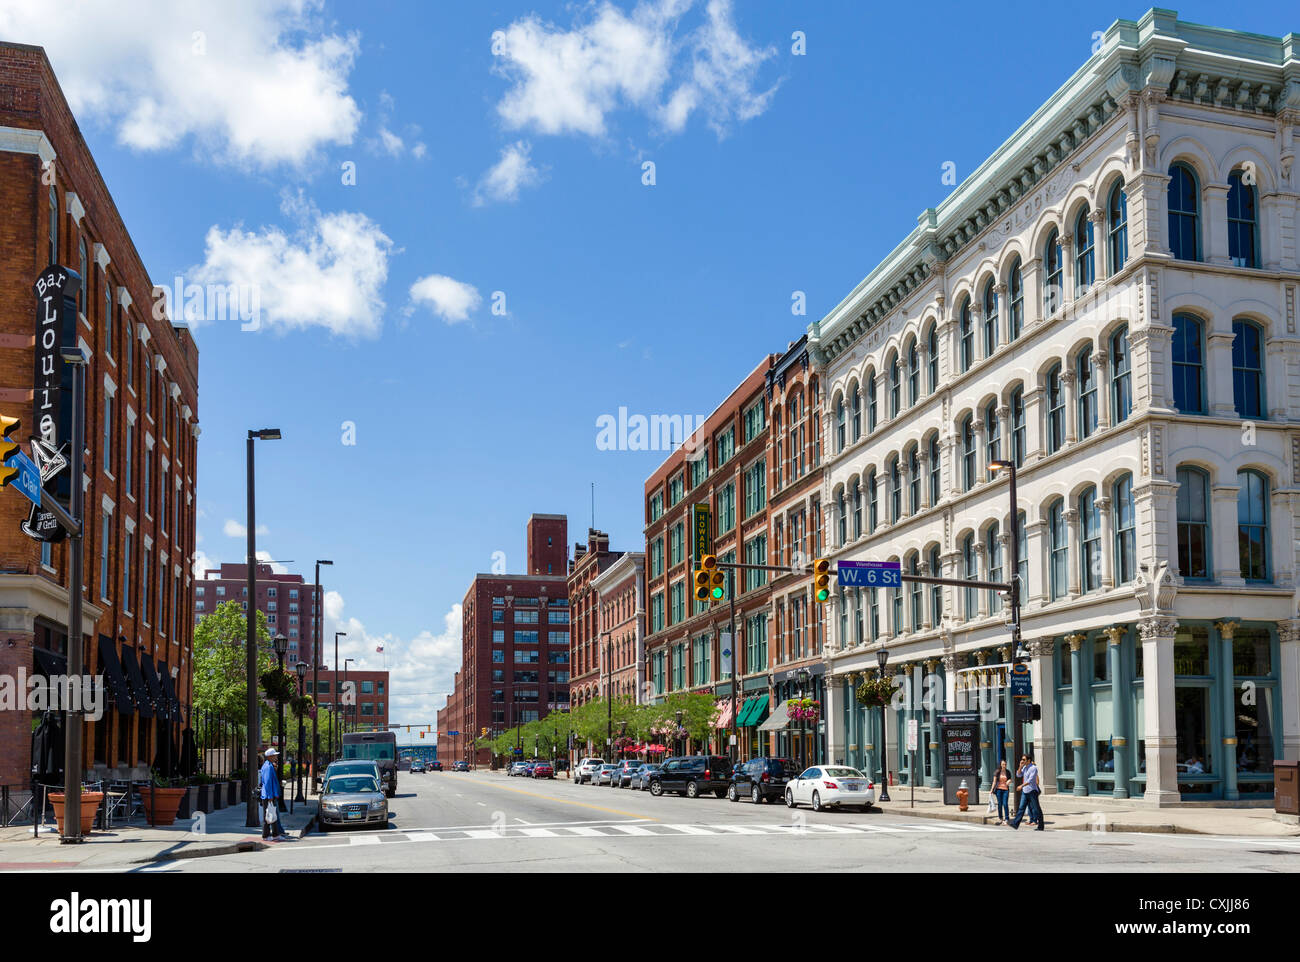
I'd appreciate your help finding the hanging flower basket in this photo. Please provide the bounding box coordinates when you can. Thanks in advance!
[787,698,820,722]
[855,675,896,708]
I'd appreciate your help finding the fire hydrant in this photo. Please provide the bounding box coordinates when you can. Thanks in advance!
[956,779,969,811]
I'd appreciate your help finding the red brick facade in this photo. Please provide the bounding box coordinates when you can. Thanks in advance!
[566,528,624,705]
[195,563,321,666]
[311,668,389,734]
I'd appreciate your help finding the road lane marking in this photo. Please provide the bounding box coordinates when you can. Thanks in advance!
[348,835,382,846]
[468,779,658,820]
[404,832,441,842]
[662,824,718,835]
[519,828,561,838]
[707,824,768,835]
[604,825,657,836]
[463,829,506,839]
[562,826,616,837]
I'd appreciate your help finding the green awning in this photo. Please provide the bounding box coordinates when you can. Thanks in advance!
[738,695,770,727]
[734,697,755,726]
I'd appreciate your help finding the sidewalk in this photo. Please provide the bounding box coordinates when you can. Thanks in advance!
[873,783,1300,836]
[0,795,318,869]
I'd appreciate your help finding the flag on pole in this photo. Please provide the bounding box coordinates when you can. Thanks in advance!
[376,644,384,653]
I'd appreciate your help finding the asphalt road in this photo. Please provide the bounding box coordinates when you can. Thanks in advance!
[113,769,1300,873]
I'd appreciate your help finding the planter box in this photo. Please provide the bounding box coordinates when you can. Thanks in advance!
[210,782,228,810]
[176,786,198,820]
[195,784,213,814]
[139,787,187,826]
[228,780,242,805]
[49,793,104,835]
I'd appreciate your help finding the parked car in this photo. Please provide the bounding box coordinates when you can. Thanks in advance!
[612,760,643,788]
[324,760,383,786]
[452,761,469,772]
[575,758,606,784]
[648,756,732,798]
[594,763,620,786]
[319,773,389,830]
[629,764,661,790]
[410,760,426,774]
[533,762,555,779]
[430,760,443,771]
[784,766,876,811]
[509,761,530,777]
[728,756,800,804]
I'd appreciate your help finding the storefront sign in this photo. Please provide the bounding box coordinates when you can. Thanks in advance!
[31,265,79,448]
[692,503,711,563]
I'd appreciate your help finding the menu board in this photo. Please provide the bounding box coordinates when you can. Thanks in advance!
[942,722,979,774]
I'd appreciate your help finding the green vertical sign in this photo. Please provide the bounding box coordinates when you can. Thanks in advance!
[692,502,711,564]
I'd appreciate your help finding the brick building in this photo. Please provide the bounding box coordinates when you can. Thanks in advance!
[195,563,321,665]
[642,357,775,758]
[566,528,624,706]
[449,515,570,767]
[588,550,645,703]
[0,43,200,785]
[311,668,389,735]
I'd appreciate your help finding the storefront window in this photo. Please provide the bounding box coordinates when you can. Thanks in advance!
[1058,688,1073,773]
[1174,687,1211,775]
[1093,688,1114,774]
[1092,639,1109,681]
[1059,644,1072,686]
[1232,627,1271,676]
[1234,693,1275,776]
[1134,686,1145,775]
[1173,625,1211,675]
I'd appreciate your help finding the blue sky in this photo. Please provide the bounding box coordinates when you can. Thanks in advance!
[3,1,1296,731]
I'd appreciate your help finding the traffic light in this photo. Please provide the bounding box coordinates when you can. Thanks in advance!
[420,730,425,738]
[813,558,831,603]
[693,566,710,602]
[702,554,725,602]
[0,415,20,488]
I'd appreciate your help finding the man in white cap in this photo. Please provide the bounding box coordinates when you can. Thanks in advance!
[259,748,284,840]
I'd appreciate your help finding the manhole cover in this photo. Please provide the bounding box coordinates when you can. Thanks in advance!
[280,868,342,873]
[1249,850,1298,856]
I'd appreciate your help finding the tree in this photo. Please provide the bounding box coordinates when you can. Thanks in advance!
[192,600,274,726]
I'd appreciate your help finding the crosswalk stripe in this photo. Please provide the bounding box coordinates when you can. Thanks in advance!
[403,832,440,842]
[707,824,768,835]
[560,826,612,837]
[604,825,657,836]
[662,824,718,835]
[348,835,382,845]
[519,828,561,838]
[796,823,862,834]
[463,829,505,839]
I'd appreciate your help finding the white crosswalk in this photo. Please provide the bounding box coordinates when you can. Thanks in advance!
[324,818,994,846]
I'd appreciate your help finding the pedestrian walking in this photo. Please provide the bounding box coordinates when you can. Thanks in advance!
[1008,754,1043,831]
[992,759,1012,825]
[260,748,285,841]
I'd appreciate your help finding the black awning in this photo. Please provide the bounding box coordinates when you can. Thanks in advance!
[32,648,67,678]
[140,656,167,716]
[97,635,134,716]
[156,659,180,716]
[119,646,155,719]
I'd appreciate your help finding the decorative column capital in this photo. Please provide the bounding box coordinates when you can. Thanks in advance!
[1065,633,1088,652]
[1102,626,1126,646]
[1278,619,1300,645]
[942,653,958,672]
[923,658,939,673]
[1213,619,1239,640]
[1027,637,1054,657]
[1138,616,1179,641]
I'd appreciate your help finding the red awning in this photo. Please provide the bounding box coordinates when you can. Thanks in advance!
[715,699,734,729]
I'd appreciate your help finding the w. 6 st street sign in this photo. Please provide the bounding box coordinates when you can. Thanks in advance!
[836,560,902,587]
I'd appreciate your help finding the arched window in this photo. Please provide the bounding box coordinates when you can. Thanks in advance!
[908,554,923,630]
[850,478,861,540]
[1227,169,1259,269]
[906,338,919,406]
[1080,487,1101,592]
[1077,347,1097,439]
[1172,314,1206,414]
[928,434,941,505]
[1016,510,1028,600]
[1046,364,1065,453]
[890,564,903,636]
[907,445,920,515]
[926,323,939,392]
[888,455,902,523]
[1048,499,1068,600]
[1111,326,1131,424]
[986,522,1002,614]
[1237,470,1269,581]
[962,534,977,620]
[867,468,878,533]
[1044,229,1063,315]
[961,415,976,490]
[959,298,974,372]
[1232,319,1265,419]
[983,280,998,357]
[888,353,900,418]
[1108,182,1128,273]
[1008,258,1024,341]
[1176,466,1209,579]
[984,402,1001,465]
[836,487,847,546]
[851,381,862,441]
[1074,206,1095,294]
[927,545,943,624]
[835,396,845,451]
[866,373,876,432]
[1167,163,1200,261]
[1113,473,1135,585]
[1010,387,1026,467]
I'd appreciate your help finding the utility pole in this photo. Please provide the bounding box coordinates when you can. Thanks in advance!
[58,343,87,843]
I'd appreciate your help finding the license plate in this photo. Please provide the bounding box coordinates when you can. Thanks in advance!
[846,784,860,791]
[347,812,364,819]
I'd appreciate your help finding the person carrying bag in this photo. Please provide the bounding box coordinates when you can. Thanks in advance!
[259,748,285,841]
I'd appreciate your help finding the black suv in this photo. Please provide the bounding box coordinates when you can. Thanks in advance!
[728,757,800,803]
[649,755,732,798]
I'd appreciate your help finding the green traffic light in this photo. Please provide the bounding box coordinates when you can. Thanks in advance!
[816,588,829,602]
[711,586,724,600]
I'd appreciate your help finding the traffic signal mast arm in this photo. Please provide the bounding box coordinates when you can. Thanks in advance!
[889,571,1013,593]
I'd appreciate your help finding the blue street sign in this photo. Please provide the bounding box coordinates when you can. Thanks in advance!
[836,559,902,588]
[1010,663,1032,700]
[5,450,41,506]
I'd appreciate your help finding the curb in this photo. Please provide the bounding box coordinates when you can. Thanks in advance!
[133,839,265,863]
[874,804,1271,836]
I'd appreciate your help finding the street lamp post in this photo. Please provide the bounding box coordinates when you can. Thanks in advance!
[245,427,281,827]
[332,631,347,760]
[294,661,308,809]
[343,658,355,737]
[313,560,333,783]
[877,647,892,802]
[273,633,288,811]
[796,667,811,770]
[988,458,1027,811]
[675,710,683,755]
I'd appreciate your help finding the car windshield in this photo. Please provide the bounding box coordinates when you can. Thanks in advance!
[327,776,378,794]
[822,768,864,778]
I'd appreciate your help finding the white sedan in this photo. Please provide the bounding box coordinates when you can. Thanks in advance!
[785,766,876,812]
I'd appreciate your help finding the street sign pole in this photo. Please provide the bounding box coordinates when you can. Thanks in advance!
[58,345,87,843]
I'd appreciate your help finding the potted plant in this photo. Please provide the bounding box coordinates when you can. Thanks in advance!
[855,675,898,709]
[227,773,242,806]
[786,697,821,723]
[49,784,105,835]
[138,771,187,826]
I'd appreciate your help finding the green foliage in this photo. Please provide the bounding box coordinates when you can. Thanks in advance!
[192,601,274,725]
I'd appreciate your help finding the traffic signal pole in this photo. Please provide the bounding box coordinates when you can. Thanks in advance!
[58,347,87,843]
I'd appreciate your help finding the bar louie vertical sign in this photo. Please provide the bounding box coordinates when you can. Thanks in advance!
[32,265,80,449]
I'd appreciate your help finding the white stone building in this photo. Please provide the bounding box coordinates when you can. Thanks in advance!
[811,9,1300,804]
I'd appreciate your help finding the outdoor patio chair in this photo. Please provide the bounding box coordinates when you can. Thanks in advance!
[103,781,131,826]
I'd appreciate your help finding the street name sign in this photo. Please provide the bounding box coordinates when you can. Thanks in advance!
[836,560,902,587]
[1010,663,1032,700]
[5,450,40,506]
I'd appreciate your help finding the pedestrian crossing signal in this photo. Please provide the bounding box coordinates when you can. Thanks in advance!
[0,415,20,488]
[813,558,831,603]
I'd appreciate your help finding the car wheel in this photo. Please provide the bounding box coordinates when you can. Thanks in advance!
[728,784,738,802]
[686,781,699,799]
[812,791,823,812]
[751,785,761,804]
[714,789,726,799]
[650,780,663,797]
[785,789,796,808]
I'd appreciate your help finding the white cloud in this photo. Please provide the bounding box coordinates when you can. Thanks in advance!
[222,519,268,539]
[491,0,776,141]
[255,550,288,575]
[0,0,361,169]
[474,141,544,205]
[408,274,482,324]
[186,193,393,337]
[192,548,219,579]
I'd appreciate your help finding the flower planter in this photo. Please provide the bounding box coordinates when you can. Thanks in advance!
[193,784,212,814]
[139,786,187,826]
[228,779,242,806]
[176,786,198,820]
[210,782,228,811]
[49,793,104,835]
